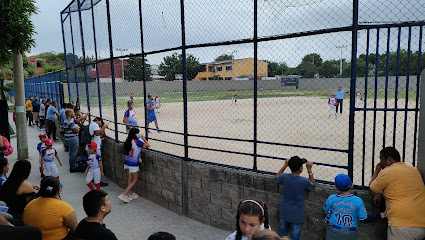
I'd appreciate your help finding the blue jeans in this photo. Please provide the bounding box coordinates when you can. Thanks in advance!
[65,137,79,170]
[326,224,357,240]
[278,219,303,240]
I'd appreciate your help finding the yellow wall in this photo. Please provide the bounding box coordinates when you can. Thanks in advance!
[193,58,268,81]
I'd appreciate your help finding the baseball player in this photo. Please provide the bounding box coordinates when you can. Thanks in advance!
[84,142,103,191]
[232,93,237,105]
[355,90,364,104]
[124,100,137,133]
[40,139,62,178]
[328,94,338,119]
[334,86,349,114]
[147,94,160,132]
[154,95,160,113]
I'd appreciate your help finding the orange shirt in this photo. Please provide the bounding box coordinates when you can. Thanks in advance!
[370,162,425,227]
[23,197,74,240]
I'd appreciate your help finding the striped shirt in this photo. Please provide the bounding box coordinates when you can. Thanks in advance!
[64,118,79,138]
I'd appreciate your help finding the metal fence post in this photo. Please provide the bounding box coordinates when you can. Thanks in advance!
[106,0,119,141]
[417,69,425,179]
[77,0,91,120]
[90,0,102,119]
[347,0,359,180]
[180,0,190,216]
[60,13,72,103]
[69,8,80,98]
[253,0,258,170]
[413,26,423,167]
[138,0,148,137]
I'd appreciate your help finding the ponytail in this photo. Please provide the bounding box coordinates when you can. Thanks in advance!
[235,200,269,240]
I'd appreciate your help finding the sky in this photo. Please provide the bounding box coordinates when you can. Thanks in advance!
[31,0,425,67]
[30,1,70,56]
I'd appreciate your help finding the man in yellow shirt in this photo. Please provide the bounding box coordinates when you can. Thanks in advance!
[26,96,33,126]
[369,147,425,240]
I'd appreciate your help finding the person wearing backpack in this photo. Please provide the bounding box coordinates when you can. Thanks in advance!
[63,109,80,173]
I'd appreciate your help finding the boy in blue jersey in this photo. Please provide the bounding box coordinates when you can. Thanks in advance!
[146,94,160,132]
[123,100,137,133]
[323,174,385,240]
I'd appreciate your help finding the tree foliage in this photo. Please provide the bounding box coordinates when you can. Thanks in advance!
[124,57,152,82]
[264,60,288,76]
[158,53,201,81]
[214,54,233,62]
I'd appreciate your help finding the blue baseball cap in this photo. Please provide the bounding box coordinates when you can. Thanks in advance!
[335,174,352,191]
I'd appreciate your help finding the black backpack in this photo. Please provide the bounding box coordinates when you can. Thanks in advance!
[80,124,93,145]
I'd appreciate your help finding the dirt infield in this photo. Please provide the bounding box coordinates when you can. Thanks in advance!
[81,96,418,185]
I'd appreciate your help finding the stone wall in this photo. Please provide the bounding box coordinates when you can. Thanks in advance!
[101,138,387,240]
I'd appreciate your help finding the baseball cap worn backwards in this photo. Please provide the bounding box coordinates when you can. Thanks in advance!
[335,174,352,191]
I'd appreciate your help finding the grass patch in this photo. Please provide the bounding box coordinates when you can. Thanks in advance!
[77,88,418,108]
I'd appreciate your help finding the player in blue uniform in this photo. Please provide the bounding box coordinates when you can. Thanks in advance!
[146,94,160,132]
[323,174,385,239]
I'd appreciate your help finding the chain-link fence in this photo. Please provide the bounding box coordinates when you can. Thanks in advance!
[25,0,425,186]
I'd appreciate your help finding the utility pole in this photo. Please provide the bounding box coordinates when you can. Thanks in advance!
[13,53,29,159]
[116,48,127,80]
[336,45,347,77]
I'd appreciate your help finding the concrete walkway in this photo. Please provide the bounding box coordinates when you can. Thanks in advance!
[6,112,230,240]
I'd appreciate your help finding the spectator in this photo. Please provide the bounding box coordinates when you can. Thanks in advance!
[252,229,280,240]
[37,133,47,177]
[0,160,39,219]
[225,200,270,240]
[23,176,78,240]
[60,103,69,151]
[46,101,60,140]
[275,156,316,240]
[32,96,40,128]
[26,96,33,126]
[324,174,385,240]
[71,190,117,240]
[118,128,149,203]
[0,158,9,186]
[39,99,46,129]
[148,232,176,240]
[0,214,42,240]
[45,99,52,134]
[64,109,81,173]
[369,147,425,240]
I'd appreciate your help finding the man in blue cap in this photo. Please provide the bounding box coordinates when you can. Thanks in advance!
[334,86,349,114]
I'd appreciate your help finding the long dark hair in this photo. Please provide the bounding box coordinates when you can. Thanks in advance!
[37,176,61,198]
[123,128,139,155]
[235,200,269,240]
[0,158,8,174]
[0,160,31,196]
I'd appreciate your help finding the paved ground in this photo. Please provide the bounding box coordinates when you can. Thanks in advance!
[6,111,230,240]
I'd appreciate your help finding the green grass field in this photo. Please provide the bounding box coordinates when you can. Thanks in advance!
[78,88,418,108]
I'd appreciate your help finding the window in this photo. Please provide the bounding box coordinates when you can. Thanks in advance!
[200,78,207,80]
[216,66,222,71]
[225,77,232,80]
[208,66,215,72]
[226,65,232,71]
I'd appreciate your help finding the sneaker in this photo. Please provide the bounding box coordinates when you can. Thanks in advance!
[100,181,108,187]
[118,194,130,203]
[128,193,139,201]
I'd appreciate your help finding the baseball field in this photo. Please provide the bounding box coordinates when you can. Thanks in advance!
[78,89,418,185]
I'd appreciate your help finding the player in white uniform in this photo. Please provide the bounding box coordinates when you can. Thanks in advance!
[328,94,338,119]
[40,139,62,178]
[154,95,160,113]
[123,100,137,133]
[84,142,103,191]
[37,133,47,177]
[355,90,364,104]
[232,93,237,105]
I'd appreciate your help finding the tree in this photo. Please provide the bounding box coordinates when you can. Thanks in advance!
[0,0,37,159]
[264,60,288,76]
[296,61,316,78]
[33,51,65,68]
[124,56,152,82]
[302,53,323,68]
[214,54,233,62]
[318,60,339,78]
[158,53,201,81]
